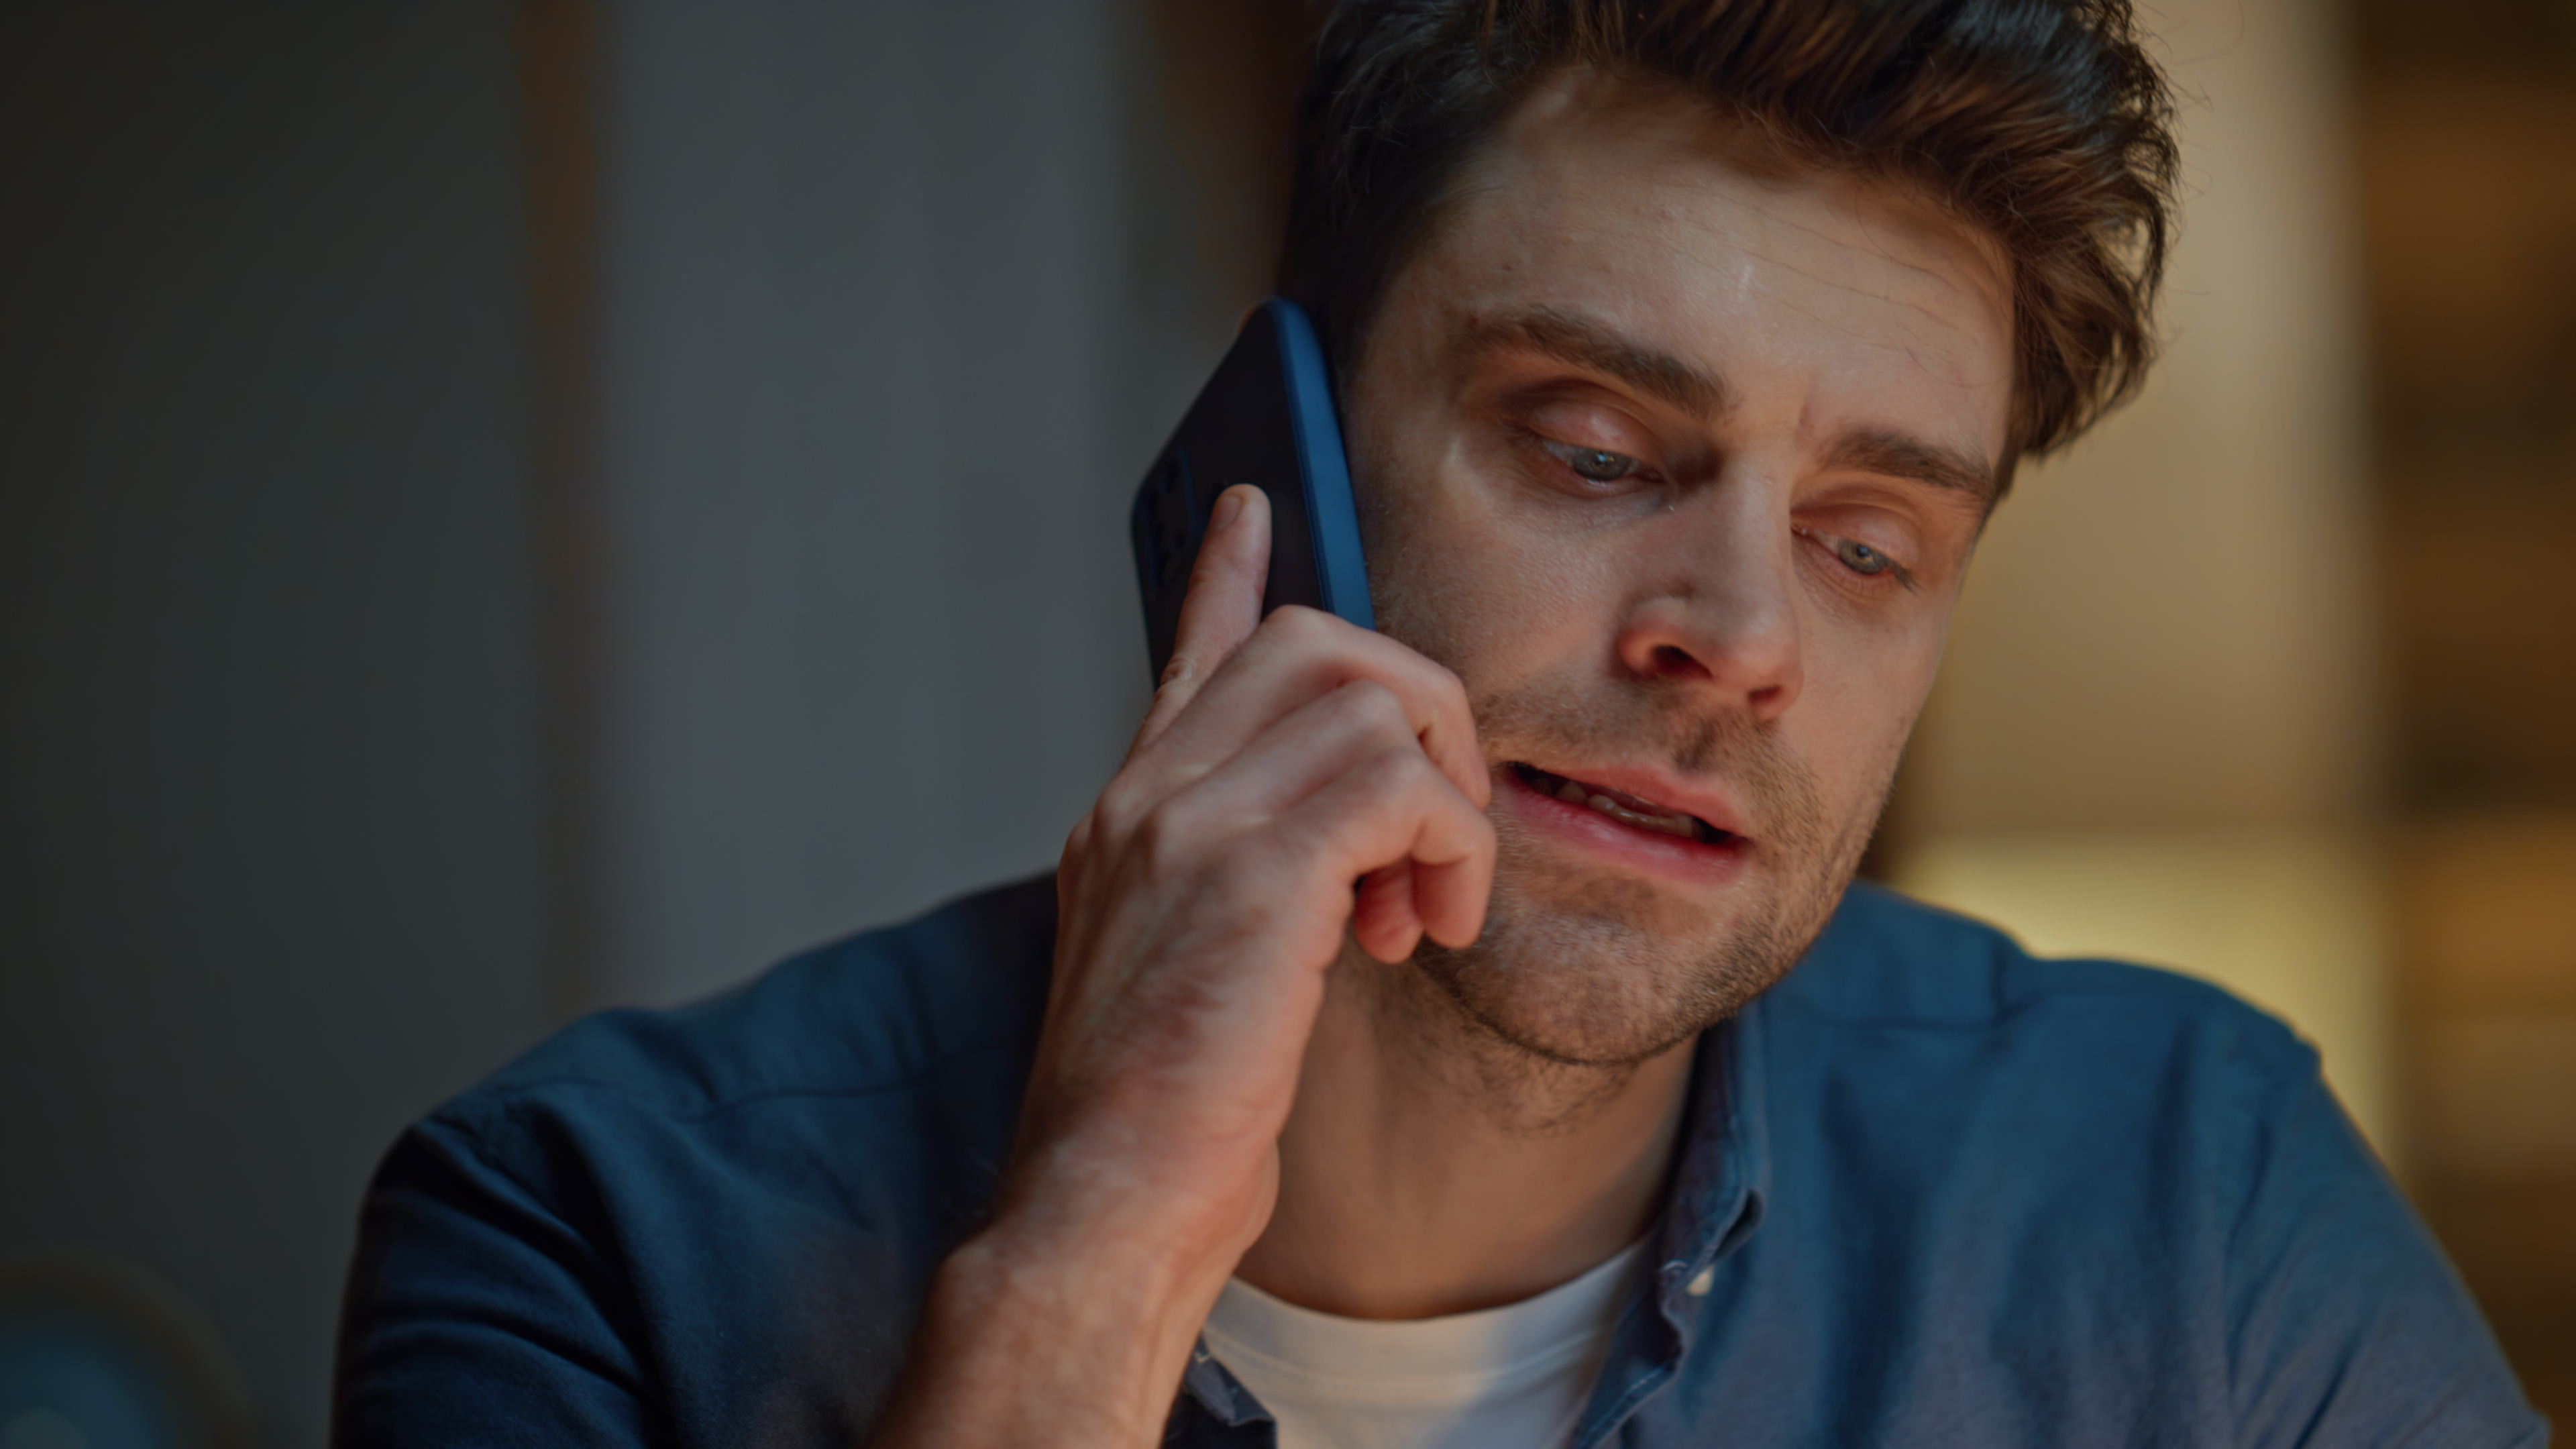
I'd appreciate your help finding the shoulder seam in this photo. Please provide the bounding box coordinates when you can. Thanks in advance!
[437,1031,1036,1131]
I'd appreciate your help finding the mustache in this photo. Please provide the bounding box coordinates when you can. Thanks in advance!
[1470,680,1826,848]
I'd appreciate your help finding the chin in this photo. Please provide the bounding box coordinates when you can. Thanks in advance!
[1411,835,1851,1067]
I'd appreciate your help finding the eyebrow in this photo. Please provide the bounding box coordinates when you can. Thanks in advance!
[1464,307,1731,422]
[1822,429,2000,508]
[1464,305,2000,506]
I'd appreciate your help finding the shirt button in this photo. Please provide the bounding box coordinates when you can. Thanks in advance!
[1685,1267,1715,1297]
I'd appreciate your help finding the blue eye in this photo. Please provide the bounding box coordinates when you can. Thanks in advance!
[1544,440,1639,483]
[1834,537,1896,576]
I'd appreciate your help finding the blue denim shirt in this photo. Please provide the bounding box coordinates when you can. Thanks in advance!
[335,877,2544,1448]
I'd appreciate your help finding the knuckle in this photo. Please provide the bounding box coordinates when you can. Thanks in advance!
[1155,642,1218,701]
[1434,662,1473,717]
[1364,743,1434,792]
[1336,678,1409,739]
[1090,778,1145,841]
[1267,604,1333,648]
[1130,795,1202,877]
[1460,808,1499,851]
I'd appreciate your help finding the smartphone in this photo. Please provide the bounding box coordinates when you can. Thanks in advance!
[1130,298,1374,681]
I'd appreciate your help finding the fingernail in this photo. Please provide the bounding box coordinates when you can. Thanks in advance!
[1212,487,1244,529]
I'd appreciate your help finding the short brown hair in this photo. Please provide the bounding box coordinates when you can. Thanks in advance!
[1277,0,2179,474]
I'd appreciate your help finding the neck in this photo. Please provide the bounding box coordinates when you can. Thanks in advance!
[1233,944,1697,1320]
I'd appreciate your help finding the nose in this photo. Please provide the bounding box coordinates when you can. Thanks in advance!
[1612,486,1804,723]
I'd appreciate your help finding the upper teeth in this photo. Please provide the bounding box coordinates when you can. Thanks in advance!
[1533,767,1707,841]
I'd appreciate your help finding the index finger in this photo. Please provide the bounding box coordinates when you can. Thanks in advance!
[1132,484,1269,752]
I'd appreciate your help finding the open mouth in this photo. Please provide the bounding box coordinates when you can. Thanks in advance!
[1508,763,1737,845]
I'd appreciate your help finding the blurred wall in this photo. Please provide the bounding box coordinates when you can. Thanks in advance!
[0,9,553,1448]
[0,3,1248,1444]
[578,0,1196,1008]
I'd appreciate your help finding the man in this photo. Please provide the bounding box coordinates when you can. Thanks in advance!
[336,2,2545,1446]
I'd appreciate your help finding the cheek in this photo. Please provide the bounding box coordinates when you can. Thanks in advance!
[1796,603,1950,786]
[1368,458,1612,692]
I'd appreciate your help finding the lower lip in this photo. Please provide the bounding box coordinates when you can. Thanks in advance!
[1497,767,1752,886]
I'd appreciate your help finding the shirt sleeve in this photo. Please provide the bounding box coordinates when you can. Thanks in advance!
[333,1108,659,1449]
[2226,1060,2548,1448]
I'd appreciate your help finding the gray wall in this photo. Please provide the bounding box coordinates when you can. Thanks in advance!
[586,0,1198,1008]
[0,9,552,1448]
[1,3,1236,1445]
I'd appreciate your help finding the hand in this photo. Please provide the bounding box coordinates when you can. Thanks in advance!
[869,484,1495,1447]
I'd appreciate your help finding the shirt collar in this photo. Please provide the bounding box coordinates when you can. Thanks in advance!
[1177,992,1777,1442]
[1572,994,1773,1446]
[1655,992,1773,1306]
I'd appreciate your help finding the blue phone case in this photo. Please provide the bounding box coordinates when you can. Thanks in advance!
[1130,299,1375,680]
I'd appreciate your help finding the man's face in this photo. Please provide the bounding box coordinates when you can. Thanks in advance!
[1345,71,2013,1066]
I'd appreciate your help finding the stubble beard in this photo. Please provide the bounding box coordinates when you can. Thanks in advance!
[1339,657,1906,1139]
[1408,684,1884,1086]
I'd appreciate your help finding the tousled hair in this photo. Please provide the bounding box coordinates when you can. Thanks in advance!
[1277,0,2180,474]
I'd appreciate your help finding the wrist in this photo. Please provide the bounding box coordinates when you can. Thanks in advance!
[977,1132,1263,1299]
[947,1205,1225,1353]
[874,1218,1224,1449]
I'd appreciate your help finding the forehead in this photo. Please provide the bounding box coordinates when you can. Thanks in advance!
[1414,69,2015,429]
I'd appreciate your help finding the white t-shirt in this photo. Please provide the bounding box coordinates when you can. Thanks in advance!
[1199,1240,1649,1449]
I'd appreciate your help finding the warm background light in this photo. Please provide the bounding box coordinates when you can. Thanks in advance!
[1897,0,2576,1413]
[1893,0,2396,1148]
